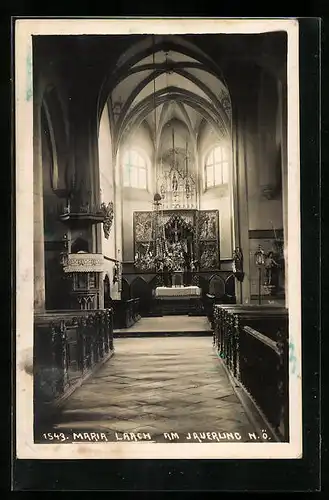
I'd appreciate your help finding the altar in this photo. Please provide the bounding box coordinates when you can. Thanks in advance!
[155,286,201,298]
[153,285,203,316]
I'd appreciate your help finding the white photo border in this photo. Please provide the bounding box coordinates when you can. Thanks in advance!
[15,17,302,460]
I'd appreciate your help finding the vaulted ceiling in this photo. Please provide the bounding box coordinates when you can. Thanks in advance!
[107,36,232,152]
[34,33,286,155]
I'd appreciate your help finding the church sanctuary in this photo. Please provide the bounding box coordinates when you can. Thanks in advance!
[32,32,289,444]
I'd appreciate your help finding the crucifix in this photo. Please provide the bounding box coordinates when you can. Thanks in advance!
[173,220,180,243]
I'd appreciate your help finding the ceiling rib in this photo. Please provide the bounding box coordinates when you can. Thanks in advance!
[108,39,232,154]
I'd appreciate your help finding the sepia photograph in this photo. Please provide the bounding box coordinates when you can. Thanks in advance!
[15,18,302,460]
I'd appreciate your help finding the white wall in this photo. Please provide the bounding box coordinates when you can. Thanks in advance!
[198,121,233,260]
[98,103,121,299]
[237,73,284,302]
[246,71,283,231]
[120,122,154,262]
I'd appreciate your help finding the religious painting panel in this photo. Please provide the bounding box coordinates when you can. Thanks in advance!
[199,241,220,270]
[134,241,155,271]
[198,210,219,241]
[197,210,220,270]
[175,210,195,227]
[133,209,221,272]
[134,209,199,272]
[134,211,153,242]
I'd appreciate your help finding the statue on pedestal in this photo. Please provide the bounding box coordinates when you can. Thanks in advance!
[232,246,244,282]
[264,251,279,287]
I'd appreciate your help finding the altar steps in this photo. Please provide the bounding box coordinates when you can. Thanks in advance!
[154,304,203,316]
[147,308,204,317]
[114,315,213,338]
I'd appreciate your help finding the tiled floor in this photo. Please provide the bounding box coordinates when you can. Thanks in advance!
[114,315,212,334]
[46,337,261,442]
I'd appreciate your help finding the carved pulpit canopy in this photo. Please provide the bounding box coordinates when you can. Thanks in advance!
[62,253,105,273]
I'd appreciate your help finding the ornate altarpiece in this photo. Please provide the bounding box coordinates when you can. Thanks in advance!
[133,209,220,271]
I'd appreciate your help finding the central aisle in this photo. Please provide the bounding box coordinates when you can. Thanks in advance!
[47,337,259,441]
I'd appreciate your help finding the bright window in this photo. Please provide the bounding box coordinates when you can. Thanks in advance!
[205,146,229,189]
[123,150,148,189]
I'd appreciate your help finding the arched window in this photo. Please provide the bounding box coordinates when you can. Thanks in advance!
[205,146,229,189]
[123,150,147,189]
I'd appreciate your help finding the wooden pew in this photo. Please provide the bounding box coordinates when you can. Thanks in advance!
[34,309,114,423]
[239,324,289,442]
[213,304,289,441]
[213,304,287,351]
[204,294,236,328]
[111,298,141,329]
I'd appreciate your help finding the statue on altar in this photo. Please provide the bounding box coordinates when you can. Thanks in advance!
[162,253,174,287]
[168,241,185,271]
[183,251,192,286]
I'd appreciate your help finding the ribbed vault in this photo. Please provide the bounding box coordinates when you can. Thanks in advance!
[102,35,232,154]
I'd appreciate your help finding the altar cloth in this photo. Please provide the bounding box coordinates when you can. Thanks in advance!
[155,286,201,298]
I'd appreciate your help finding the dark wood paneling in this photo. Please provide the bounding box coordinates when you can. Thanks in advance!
[44,240,66,251]
[248,229,284,239]
[121,271,236,316]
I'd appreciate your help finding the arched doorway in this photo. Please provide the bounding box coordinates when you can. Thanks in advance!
[103,274,111,308]
[131,277,152,316]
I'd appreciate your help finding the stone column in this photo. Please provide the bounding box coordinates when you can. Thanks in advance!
[90,114,103,258]
[114,150,124,300]
[70,100,100,247]
[231,104,251,305]
[72,110,94,206]
[278,80,288,307]
[231,112,241,303]
[237,111,251,304]
[70,99,105,308]
[258,70,280,200]
[193,137,200,210]
[33,96,46,311]
[90,113,105,309]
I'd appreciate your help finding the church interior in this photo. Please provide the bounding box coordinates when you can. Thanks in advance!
[33,32,289,443]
